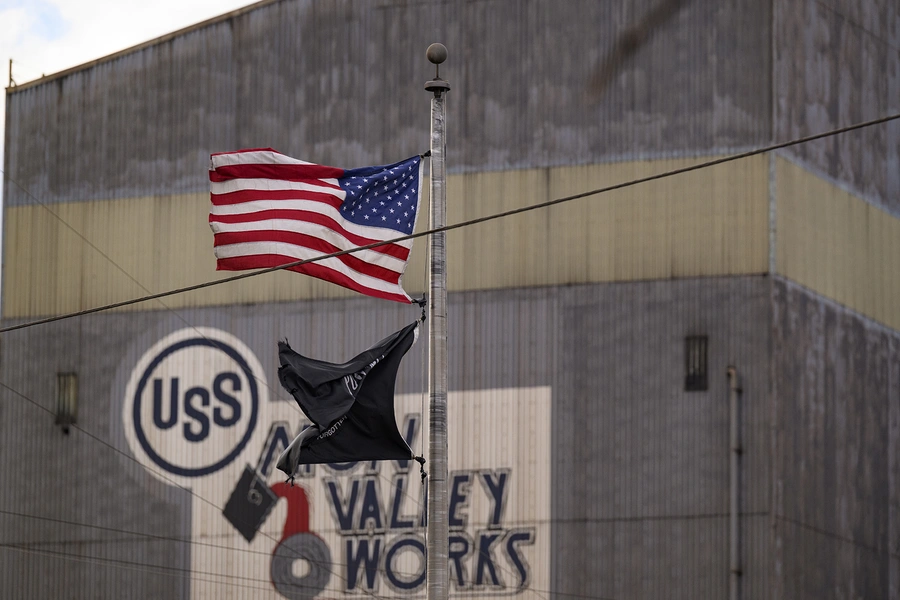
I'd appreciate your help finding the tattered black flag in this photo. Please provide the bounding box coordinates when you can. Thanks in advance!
[276,321,419,478]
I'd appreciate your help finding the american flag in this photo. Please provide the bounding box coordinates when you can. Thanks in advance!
[209,149,424,303]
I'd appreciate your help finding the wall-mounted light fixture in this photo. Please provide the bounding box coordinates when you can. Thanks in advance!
[56,372,78,434]
[684,336,708,392]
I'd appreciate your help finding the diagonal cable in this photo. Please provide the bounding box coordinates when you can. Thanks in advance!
[2,111,898,335]
[0,380,394,600]
[0,170,304,417]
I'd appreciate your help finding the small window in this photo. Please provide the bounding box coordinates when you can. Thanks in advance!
[56,372,78,434]
[684,336,708,392]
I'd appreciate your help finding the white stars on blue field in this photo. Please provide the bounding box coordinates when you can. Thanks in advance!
[338,156,421,235]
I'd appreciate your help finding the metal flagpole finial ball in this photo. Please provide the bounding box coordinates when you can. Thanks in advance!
[424,43,450,96]
[426,43,448,65]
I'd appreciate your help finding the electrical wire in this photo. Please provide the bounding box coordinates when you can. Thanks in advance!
[1,168,475,591]
[12,502,894,594]
[3,541,622,600]
[0,542,349,597]
[1,111,897,597]
[2,111,898,335]
[3,112,898,597]
[0,377,547,599]
[0,505,425,575]
[0,168,305,420]
[773,514,897,558]
[0,507,278,559]
[811,0,900,53]
[1,377,546,598]
[0,380,396,600]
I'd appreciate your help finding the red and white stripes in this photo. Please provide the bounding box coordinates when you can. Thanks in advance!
[209,149,419,303]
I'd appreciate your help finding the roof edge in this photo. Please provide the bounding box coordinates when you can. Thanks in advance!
[5,0,282,94]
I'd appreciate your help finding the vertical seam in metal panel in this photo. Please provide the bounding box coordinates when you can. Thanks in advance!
[769,0,782,590]
[769,154,777,276]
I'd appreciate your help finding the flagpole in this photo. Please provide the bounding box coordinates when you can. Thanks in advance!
[424,43,450,600]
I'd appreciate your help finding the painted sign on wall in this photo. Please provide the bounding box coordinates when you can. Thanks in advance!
[121,327,550,599]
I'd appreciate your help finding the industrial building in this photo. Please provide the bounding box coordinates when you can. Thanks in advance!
[2,0,898,598]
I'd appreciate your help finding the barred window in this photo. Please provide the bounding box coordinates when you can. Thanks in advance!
[684,336,708,392]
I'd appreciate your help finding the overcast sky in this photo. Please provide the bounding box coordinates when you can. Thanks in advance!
[0,0,259,211]
[0,0,260,176]
[0,0,259,304]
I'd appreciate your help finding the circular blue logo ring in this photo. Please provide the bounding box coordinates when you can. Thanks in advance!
[132,338,259,477]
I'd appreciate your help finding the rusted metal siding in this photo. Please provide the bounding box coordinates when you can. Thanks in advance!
[2,0,773,208]
[1,0,898,598]
[0,313,195,599]
[0,278,777,599]
[553,276,774,600]
[774,0,900,214]
[771,278,900,599]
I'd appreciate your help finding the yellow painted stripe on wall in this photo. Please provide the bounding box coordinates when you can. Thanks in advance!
[3,157,770,319]
[547,157,770,281]
[447,156,770,288]
[776,157,900,331]
[2,193,369,319]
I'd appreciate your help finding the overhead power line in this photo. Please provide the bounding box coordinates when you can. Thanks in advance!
[0,159,304,417]
[0,381,398,600]
[0,380,544,599]
[1,541,617,600]
[1,111,898,335]
[0,542,322,596]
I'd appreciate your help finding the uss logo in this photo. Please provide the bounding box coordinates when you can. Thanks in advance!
[122,327,266,481]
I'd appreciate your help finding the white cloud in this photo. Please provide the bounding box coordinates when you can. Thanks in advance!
[0,0,259,306]
[4,0,260,83]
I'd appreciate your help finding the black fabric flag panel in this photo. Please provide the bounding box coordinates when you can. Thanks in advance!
[276,321,419,478]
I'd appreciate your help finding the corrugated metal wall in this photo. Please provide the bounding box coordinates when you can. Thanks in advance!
[2,0,774,207]
[776,156,900,330]
[1,157,772,318]
[774,0,900,213]
[2,0,899,598]
[2,0,776,321]
[771,279,900,599]
[552,277,773,600]
[0,278,776,599]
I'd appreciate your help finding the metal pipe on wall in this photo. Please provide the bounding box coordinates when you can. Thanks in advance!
[728,366,742,600]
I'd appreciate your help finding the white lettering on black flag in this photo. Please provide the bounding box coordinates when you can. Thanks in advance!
[275,322,419,477]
